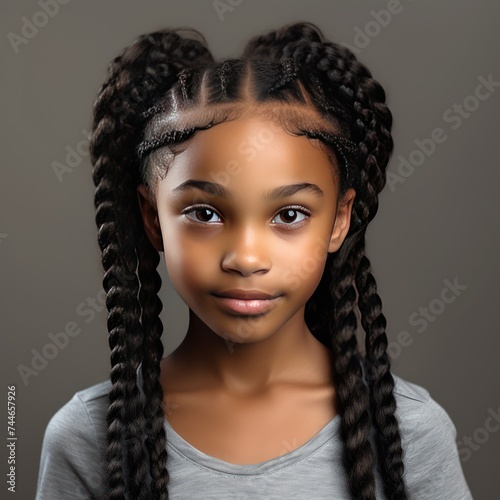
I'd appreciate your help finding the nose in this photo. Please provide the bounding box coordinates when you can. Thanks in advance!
[221,226,271,276]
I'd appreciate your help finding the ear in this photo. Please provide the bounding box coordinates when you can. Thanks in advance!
[328,188,356,253]
[137,184,164,252]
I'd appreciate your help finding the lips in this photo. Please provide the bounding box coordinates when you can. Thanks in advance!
[213,289,280,300]
[211,289,282,315]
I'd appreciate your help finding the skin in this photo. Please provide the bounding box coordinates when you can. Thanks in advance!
[137,114,356,464]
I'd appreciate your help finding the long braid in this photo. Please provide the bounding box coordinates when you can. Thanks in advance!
[343,64,407,498]
[302,32,406,500]
[89,29,214,499]
[122,233,151,498]
[345,60,407,500]
[137,233,169,498]
[327,41,407,499]
[330,238,378,499]
[92,112,150,497]
[314,35,407,499]
[357,252,407,499]
[310,227,382,499]
[354,147,406,498]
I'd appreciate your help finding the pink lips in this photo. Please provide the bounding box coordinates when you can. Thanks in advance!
[212,289,282,315]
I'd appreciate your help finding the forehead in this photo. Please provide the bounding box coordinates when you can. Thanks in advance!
[172,115,333,169]
[156,116,339,202]
[144,103,335,156]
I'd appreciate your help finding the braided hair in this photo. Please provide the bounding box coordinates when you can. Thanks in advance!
[89,21,406,499]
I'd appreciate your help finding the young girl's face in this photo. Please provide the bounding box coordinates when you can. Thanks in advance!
[138,114,355,344]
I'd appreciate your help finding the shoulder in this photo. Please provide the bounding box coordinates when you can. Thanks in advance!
[44,379,111,445]
[390,373,455,443]
[362,366,455,446]
[390,373,458,456]
[389,373,473,499]
[36,379,111,499]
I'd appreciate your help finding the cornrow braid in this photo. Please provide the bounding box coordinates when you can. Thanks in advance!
[268,57,298,93]
[136,123,216,160]
[298,129,359,187]
[176,68,192,101]
[217,59,234,100]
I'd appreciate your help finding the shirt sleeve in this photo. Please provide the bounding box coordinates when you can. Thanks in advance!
[35,393,108,500]
[403,395,473,500]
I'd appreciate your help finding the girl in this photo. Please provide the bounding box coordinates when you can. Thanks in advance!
[36,21,472,499]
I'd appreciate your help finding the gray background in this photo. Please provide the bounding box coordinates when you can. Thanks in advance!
[1,0,499,498]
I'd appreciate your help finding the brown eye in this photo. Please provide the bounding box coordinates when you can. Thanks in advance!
[280,209,299,224]
[195,208,216,222]
[272,206,311,227]
[182,206,222,224]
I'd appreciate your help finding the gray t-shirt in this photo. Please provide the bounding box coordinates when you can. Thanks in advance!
[35,368,473,499]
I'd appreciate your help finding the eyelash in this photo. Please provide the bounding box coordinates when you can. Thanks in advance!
[181,204,312,228]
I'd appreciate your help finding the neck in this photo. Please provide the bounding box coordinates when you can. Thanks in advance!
[166,308,335,396]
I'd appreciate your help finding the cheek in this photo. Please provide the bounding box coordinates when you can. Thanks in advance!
[280,237,329,294]
[161,228,214,291]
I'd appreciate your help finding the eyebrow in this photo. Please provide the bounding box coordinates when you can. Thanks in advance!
[172,180,324,200]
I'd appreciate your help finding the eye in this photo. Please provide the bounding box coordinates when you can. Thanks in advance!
[182,205,222,224]
[181,204,311,227]
[272,206,311,227]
